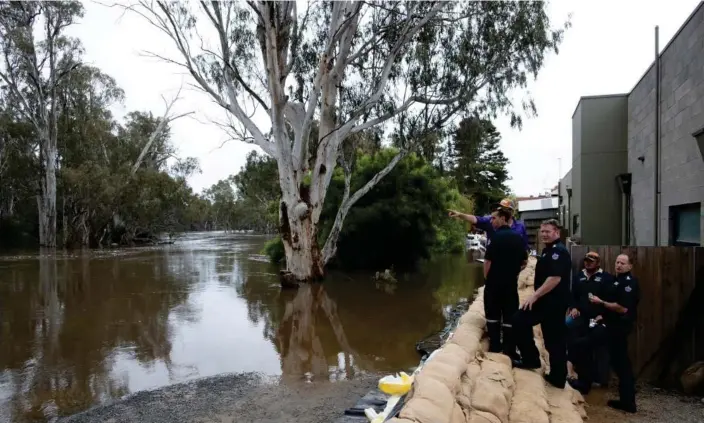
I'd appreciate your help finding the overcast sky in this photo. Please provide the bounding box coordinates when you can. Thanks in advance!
[71,0,702,196]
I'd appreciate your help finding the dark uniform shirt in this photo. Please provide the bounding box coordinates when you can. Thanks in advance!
[476,216,530,251]
[485,225,528,285]
[600,271,640,331]
[571,268,615,318]
[534,240,572,308]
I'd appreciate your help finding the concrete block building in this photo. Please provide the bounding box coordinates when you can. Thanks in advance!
[560,1,704,247]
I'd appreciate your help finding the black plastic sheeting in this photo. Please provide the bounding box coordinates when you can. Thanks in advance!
[333,297,472,422]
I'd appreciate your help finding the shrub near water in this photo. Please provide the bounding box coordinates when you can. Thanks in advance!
[263,150,469,270]
[262,236,286,264]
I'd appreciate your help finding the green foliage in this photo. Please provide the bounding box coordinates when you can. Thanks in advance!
[319,149,466,271]
[262,236,285,265]
[433,193,474,255]
[259,149,469,268]
[441,117,510,214]
[0,34,211,247]
[203,151,280,233]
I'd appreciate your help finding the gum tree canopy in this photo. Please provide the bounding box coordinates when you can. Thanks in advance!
[133,1,565,281]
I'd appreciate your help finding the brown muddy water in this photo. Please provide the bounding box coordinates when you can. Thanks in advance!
[0,232,483,422]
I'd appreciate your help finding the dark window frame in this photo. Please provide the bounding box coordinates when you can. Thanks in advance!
[669,202,701,247]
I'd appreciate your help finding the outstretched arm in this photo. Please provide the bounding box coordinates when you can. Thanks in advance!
[448,210,478,224]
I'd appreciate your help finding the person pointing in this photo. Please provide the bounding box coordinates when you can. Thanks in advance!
[448,198,530,250]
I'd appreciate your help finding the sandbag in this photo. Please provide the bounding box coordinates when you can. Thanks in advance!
[681,361,704,394]
[385,419,415,423]
[546,386,582,423]
[480,356,515,394]
[512,369,548,411]
[508,400,549,423]
[450,402,466,423]
[470,377,510,423]
[457,373,473,411]
[509,362,550,423]
[448,325,482,356]
[460,310,486,328]
[485,352,512,369]
[432,343,471,377]
[458,360,482,411]
[411,372,456,411]
[399,397,450,423]
[466,360,482,380]
[467,410,501,423]
[421,359,462,393]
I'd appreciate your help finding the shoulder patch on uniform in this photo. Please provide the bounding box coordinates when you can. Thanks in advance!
[626,276,631,280]
[625,286,632,292]
[595,277,601,282]
[552,253,559,260]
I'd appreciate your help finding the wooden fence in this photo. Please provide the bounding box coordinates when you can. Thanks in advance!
[570,245,704,386]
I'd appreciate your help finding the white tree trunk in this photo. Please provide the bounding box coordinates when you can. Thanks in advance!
[279,193,324,281]
[38,140,57,248]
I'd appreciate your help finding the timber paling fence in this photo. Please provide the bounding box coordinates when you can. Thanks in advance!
[570,245,704,387]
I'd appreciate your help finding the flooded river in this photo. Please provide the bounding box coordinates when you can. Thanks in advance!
[0,232,483,422]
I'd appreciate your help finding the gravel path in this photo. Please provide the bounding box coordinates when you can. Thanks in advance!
[59,373,378,423]
[585,384,704,423]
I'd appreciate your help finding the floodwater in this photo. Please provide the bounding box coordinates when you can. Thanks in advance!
[0,232,483,422]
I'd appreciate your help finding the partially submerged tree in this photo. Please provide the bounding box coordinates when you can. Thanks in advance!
[131,0,566,281]
[0,1,84,247]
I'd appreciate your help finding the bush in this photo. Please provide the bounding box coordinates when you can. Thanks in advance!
[262,235,285,264]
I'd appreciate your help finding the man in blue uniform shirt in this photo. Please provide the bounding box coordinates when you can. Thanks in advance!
[512,219,571,389]
[448,198,530,251]
[566,251,614,328]
[482,207,528,357]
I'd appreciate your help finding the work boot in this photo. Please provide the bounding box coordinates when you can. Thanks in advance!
[487,322,502,353]
[607,399,637,414]
[544,374,566,389]
[512,358,541,370]
[567,378,591,395]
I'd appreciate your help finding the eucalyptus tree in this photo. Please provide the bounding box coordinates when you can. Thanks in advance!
[131,0,566,281]
[0,1,85,247]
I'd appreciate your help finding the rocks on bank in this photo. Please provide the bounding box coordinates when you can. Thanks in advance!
[387,257,586,423]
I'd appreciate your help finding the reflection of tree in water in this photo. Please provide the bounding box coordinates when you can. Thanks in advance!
[276,284,359,381]
[0,250,194,422]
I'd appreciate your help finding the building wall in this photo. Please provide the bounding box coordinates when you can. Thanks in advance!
[571,103,583,240]
[570,96,628,245]
[558,169,573,230]
[628,3,704,246]
[580,96,629,245]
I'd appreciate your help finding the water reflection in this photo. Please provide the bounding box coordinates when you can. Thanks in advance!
[0,233,483,422]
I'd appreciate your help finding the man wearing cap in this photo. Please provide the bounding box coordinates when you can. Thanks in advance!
[566,252,614,329]
[448,198,530,251]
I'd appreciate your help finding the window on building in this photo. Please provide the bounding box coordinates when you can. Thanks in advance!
[694,127,704,159]
[572,214,580,234]
[669,203,701,246]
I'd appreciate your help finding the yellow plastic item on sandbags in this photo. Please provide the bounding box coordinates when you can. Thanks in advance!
[378,372,413,396]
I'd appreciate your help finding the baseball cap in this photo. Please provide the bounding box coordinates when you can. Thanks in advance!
[493,198,516,211]
[584,251,600,262]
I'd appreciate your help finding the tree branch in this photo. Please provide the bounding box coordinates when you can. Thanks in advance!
[321,148,408,264]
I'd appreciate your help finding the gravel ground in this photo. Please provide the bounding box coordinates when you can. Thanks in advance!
[585,384,704,423]
[59,373,378,423]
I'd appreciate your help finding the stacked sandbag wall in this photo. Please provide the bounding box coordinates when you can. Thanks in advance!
[388,257,586,423]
